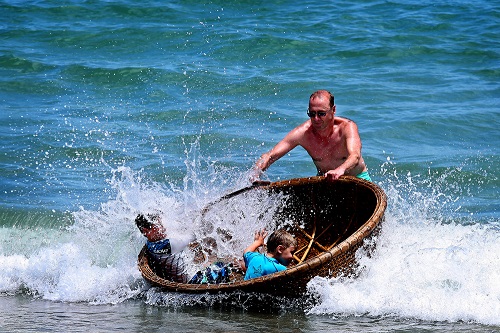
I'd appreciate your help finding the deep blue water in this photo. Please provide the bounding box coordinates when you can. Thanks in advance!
[0,0,499,331]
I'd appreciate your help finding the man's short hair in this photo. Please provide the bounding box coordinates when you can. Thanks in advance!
[266,229,297,252]
[310,90,335,107]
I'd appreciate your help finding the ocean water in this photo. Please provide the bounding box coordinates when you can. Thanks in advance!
[1,0,499,331]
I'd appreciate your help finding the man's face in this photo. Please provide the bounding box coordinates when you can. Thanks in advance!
[308,96,335,128]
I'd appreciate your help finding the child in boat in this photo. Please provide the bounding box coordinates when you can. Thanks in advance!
[243,228,297,280]
[136,213,233,284]
[135,213,192,283]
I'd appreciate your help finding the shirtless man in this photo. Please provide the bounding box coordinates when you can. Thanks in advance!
[252,90,371,182]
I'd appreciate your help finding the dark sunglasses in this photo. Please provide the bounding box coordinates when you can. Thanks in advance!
[307,110,328,118]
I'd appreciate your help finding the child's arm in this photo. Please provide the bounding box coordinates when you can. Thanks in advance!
[243,229,268,254]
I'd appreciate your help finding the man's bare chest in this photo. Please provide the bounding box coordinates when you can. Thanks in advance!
[302,136,347,162]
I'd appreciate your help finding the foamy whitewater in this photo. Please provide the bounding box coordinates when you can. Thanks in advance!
[307,191,500,324]
[1,157,498,326]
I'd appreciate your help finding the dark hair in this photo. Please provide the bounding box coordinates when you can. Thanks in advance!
[310,90,335,107]
[266,229,297,252]
[135,214,160,230]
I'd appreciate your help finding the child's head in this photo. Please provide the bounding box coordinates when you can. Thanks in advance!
[267,229,297,266]
[135,214,166,241]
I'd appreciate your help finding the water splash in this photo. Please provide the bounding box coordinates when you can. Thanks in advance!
[2,146,499,325]
[306,164,500,325]
[0,141,281,304]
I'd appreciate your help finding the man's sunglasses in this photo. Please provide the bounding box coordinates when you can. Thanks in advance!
[307,110,327,118]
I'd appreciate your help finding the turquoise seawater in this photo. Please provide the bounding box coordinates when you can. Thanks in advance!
[1,0,499,331]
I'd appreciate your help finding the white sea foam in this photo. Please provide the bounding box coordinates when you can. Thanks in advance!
[0,163,272,303]
[0,167,166,303]
[306,180,500,325]
[1,162,498,325]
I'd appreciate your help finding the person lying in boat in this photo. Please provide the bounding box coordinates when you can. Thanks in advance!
[251,89,372,182]
[135,213,191,283]
[243,228,297,280]
[136,213,234,284]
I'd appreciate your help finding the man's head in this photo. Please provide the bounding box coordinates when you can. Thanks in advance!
[308,90,336,122]
[267,229,297,266]
[135,214,166,241]
[310,90,334,107]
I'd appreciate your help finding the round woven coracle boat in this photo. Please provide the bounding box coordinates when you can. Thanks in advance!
[138,175,387,296]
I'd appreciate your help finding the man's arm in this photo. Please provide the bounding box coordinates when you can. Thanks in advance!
[250,126,303,181]
[325,121,362,180]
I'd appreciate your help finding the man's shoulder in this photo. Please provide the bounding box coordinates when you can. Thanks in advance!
[290,120,312,133]
[335,116,359,133]
[336,116,356,124]
[281,121,312,144]
[295,120,317,136]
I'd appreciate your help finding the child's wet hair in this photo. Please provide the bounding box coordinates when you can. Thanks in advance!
[135,213,160,230]
[266,229,297,252]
